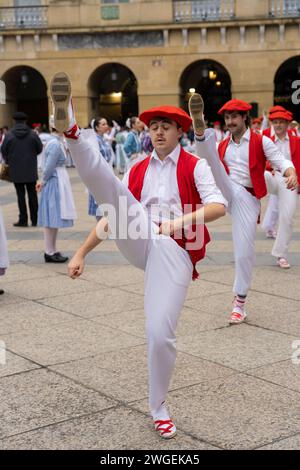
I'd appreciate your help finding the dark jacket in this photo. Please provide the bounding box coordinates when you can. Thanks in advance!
[1,123,43,183]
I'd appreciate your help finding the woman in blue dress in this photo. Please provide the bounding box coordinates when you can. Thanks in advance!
[36,129,77,263]
[88,117,114,221]
[124,117,143,168]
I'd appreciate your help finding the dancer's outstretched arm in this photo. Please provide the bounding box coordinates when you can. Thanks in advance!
[159,203,226,236]
[68,217,109,279]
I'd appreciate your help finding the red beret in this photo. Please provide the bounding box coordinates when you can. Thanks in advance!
[269,105,286,114]
[139,106,192,132]
[218,99,252,115]
[269,111,293,122]
[213,121,221,126]
[252,118,262,125]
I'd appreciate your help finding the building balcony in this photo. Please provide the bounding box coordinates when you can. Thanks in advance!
[0,6,48,30]
[268,0,300,17]
[173,0,236,22]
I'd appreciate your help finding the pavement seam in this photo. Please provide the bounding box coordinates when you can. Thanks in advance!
[47,342,148,368]
[28,365,210,441]
[252,430,300,450]
[199,277,300,301]
[241,362,300,396]
[246,320,300,337]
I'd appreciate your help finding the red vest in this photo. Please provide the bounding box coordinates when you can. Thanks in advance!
[128,148,211,280]
[218,130,267,199]
[263,128,272,139]
[265,134,300,184]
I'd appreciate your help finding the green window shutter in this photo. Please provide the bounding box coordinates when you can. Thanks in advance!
[101,5,119,19]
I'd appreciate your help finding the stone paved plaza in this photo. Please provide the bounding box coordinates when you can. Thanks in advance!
[1,169,300,450]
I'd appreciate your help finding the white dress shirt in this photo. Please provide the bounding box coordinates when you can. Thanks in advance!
[122,144,226,224]
[273,133,291,161]
[223,128,294,188]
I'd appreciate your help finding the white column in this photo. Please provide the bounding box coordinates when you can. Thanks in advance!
[201,27,207,45]
[239,26,246,46]
[259,25,265,45]
[182,28,188,47]
[279,24,285,43]
[34,34,41,51]
[0,36,4,53]
[16,34,23,51]
[220,26,226,45]
[163,29,169,47]
[52,33,58,51]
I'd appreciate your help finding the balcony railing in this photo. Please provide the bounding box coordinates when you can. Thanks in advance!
[0,6,48,29]
[173,0,235,22]
[269,0,300,17]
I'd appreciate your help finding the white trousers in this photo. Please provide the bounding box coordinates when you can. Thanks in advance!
[264,171,297,259]
[261,194,279,233]
[195,130,260,296]
[67,135,193,418]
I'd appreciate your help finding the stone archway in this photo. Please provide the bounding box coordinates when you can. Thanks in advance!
[274,56,300,121]
[1,65,48,127]
[88,63,138,125]
[180,59,231,124]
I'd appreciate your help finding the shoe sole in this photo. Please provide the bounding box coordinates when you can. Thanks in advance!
[44,257,69,263]
[228,314,247,325]
[277,263,290,269]
[188,93,205,134]
[155,429,177,439]
[50,72,71,133]
[161,431,177,439]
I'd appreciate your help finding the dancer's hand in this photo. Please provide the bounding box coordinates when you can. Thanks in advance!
[68,253,85,279]
[159,220,175,236]
[35,182,43,193]
[159,218,183,236]
[284,168,298,190]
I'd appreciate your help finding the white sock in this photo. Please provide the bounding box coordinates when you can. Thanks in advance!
[152,402,170,421]
[44,227,58,255]
[233,295,246,313]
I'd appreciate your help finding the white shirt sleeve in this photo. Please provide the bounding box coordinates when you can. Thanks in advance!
[194,158,228,207]
[262,136,294,175]
[261,114,269,131]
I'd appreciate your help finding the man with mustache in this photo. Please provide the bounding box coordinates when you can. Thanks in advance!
[189,94,297,325]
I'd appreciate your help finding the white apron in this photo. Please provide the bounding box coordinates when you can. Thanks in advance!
[56,166,77,221]
[44,137,77,221]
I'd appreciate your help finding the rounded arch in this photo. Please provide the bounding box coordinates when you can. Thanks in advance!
[1,65,48,127]
[274,56,300,121]
[88,63,138,125]
[179,59,231,124]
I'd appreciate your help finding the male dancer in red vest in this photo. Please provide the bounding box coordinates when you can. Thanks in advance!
[261,106,292,239]
[50,73,227,439]
[189,94,297,324]
[251,117,263,135]
[263,106,294,139]
[264,109,300,268]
